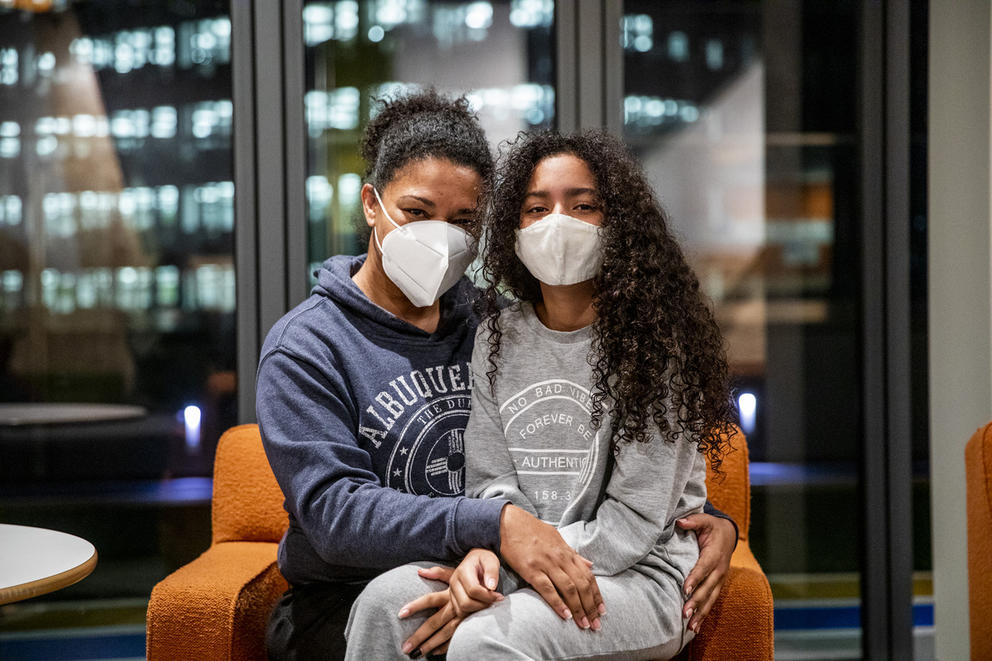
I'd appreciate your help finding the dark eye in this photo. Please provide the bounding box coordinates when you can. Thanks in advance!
[525,205,548,214]
[404,208,428,219]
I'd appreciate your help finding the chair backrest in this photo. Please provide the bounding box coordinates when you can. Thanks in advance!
[704,427,751,541]
[208,423,752,545]
[211,424,288,545]
[966,421,992,661]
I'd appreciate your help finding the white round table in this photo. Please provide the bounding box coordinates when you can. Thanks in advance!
[0,403,147,426]
[0,524,98,605]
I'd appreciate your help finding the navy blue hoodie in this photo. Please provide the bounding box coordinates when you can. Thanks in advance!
[256,254,507,585]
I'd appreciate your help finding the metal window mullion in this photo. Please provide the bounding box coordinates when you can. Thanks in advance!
[603,0,623,135]
[254,1,289,342]
[283,0,308,307]
[884,0,914,657]
[859,0,889,658]
[233,0,259,423]
[555,0,618,133]
[555,1,578,133]
[576,0,604,129]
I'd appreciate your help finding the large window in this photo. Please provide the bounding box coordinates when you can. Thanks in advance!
[303,0,556,278]
[0,2,926,659]
[0,0,235,636]
[620,2,927,658]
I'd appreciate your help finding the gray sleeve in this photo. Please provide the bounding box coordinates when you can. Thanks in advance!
[674,452,708,529]
[557,436,707,577]
[464,325,539,517]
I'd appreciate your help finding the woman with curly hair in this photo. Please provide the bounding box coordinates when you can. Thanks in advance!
[397,130,738,660]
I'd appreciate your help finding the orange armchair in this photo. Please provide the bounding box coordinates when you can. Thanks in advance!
[674,429,774,661]
[147,424,773,660]
[966,421,992,661]
[147,424,288,661]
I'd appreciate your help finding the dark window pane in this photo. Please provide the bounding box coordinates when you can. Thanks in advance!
[0,0,235,616]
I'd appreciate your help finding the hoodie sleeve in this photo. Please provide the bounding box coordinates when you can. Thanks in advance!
[703,501,739,549]
[257,347,507,571]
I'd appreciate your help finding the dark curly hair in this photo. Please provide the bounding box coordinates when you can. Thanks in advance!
[361,88,494,194]
[480,130,737,472]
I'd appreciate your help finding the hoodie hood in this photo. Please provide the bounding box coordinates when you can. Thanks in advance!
[313,253,480,341]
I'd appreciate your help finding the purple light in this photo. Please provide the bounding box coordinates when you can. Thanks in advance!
[738,393,756,436]
[183,404,201,452]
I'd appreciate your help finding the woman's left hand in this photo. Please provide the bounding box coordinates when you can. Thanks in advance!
[677,513,737,634]
[398,565,461,658]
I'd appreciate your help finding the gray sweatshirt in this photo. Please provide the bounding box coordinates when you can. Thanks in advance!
[465,302,706,590]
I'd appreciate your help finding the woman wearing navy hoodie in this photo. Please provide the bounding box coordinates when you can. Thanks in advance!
[256,90,737,660]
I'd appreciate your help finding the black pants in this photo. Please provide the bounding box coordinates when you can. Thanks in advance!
[266,582,366,661]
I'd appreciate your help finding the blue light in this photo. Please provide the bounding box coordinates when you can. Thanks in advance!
[184,404,202,452]
[184,405,201,428]
[738,392,756,436]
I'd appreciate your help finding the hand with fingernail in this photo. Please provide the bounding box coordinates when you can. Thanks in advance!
[446,548,506,618]
[498,505,605,631]
[677,512,737,635]
[398,551,506,658]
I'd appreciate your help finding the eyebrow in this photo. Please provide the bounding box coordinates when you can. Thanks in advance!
[523,187,600,199]
[397,194,435,207]
[396,195,476,215]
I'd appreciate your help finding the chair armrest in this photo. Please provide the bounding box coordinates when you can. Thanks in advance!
[147,541,288,661]
[681,541,774,661]
[967,422,992,661]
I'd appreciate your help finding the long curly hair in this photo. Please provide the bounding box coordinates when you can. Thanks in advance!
[480,130,737,470]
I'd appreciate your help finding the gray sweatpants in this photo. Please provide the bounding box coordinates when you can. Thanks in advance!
[344,561,692,661]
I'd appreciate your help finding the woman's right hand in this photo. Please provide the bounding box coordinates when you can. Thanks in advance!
[498,504,604,630]
[447,548,504,617]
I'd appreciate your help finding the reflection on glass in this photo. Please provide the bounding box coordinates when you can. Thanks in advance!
[303,0,555,278]
[0,0,234,607]
[622,2,878,657]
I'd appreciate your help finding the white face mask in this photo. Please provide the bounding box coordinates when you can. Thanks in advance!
[372,187,477,308]
[514,213,604,285]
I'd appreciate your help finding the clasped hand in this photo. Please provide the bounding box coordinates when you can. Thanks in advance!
[397,549,502,657]
[398,505,604,657]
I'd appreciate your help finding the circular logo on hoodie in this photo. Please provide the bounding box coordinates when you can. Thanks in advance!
[386,394,471,496]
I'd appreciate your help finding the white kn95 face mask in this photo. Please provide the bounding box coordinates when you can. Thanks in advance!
[514,213,604,286]
[372,187,477,308]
